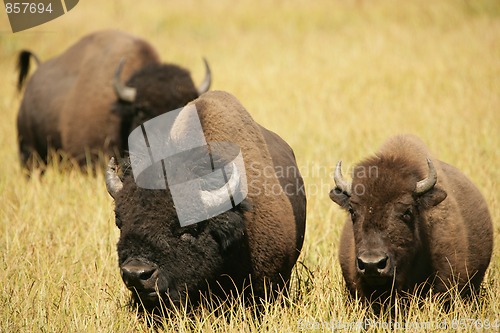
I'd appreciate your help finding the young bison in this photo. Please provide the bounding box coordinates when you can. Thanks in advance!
[329,134,493,309]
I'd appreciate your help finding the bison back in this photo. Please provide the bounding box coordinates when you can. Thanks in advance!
[192,91,306,294]
[17,30,160,166]
[434,161,493,292]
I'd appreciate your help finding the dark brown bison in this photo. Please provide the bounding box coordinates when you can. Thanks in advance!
[106,91,306,311]
[16,29,211,169]
[329,134,492,308]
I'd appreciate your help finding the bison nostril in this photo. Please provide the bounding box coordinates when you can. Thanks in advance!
[377,256,388,270]
[357,258,366,271]
[138,267,155,281]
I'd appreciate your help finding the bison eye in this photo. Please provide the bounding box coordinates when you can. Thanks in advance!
[134,103,147,114]
[114,211,123,229]
[402,208,413,223]
[115,216,122,229]
[180,233,196,242]
[348,205,357,221]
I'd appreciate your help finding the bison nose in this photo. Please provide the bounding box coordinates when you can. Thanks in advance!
[120,259,158,290]
[357,254,390,276]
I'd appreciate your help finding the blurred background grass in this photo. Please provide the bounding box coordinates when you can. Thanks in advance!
[1,0,499,331]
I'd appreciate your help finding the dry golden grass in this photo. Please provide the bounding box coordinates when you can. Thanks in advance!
[1,0,499,331]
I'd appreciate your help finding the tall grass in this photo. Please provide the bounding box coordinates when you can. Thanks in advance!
[1,0,499,331]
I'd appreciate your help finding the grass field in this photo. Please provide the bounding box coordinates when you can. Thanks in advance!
[1,0,499,331]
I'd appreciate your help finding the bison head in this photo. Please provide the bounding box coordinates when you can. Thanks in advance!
[106,154,250,311]
[329,157,447,296]
[112,59,211,152]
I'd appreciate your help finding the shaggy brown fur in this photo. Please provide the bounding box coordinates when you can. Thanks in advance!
[16,29,203,169]
[194,91,307,294]
[330,134,493,309]
[112,91,306,311]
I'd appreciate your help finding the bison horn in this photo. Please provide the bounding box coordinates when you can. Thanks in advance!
[334,161,352,196]
[113,58,137,103]
[106,157,123,198]
[414,158,437,195]
[197,58,212,95]
[200,163,240,209]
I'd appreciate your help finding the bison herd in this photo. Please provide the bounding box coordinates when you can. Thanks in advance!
[15,30,493,314]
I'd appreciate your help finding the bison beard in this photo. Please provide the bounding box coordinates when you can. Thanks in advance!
[329,134,493,313]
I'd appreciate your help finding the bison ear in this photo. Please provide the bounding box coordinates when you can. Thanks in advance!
[329,187,350,209]
[210,211,246,251]
[418,188,447,209]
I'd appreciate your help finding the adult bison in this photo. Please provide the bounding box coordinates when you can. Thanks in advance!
[329,134,492,309]
[16,29,211,170]
[106,91,306,311]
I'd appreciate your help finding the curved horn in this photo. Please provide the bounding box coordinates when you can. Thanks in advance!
[113,58,137,103]
[200,163,240,209]
[414,158,437,195]
[106,157,123,198]
[334,161,352,196]
[197,58,212,95]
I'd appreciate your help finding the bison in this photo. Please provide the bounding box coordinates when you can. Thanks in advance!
[106,90,306,311]
[16,29,211,170]
[329,134,493,309]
